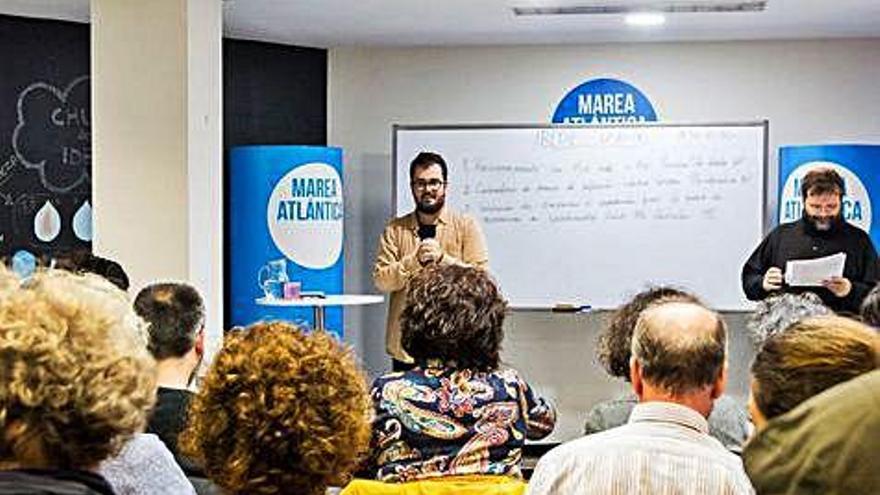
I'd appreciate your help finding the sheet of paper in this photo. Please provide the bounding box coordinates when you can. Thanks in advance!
[784,252,847,287]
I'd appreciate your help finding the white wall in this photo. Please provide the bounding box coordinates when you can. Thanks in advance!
[185,0,224,365]
[92,0,188,285]
[92,0,223,362]
[330,39,880,441]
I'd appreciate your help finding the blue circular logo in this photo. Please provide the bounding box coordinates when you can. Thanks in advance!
[552,78,657,124]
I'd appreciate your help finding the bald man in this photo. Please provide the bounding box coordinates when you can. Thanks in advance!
[530,302,754,495]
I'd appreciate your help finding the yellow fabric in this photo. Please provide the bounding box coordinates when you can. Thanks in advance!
[340,476,526,495]
[372,207,489,361]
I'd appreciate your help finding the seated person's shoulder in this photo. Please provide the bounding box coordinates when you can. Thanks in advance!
[371,369,421,391]
[584,397,635,434]
[493,366,522,382]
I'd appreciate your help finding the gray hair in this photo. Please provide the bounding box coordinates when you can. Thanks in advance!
[748,293,831,349]
[861,284,880,328]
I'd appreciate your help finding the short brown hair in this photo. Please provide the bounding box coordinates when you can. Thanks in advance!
[180,322,371,495]
[401,265,506,371]
[0,270,155,469]
[409,151,447,182]
[800,168,845,200]
[597,287,700,381]
[751,316,879,420]
[134,282,205,360]
[631,302,727,395]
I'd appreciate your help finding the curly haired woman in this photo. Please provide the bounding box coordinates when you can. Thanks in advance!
[0,270,156,494]
[363,264,556,483]
[181,322,372,495]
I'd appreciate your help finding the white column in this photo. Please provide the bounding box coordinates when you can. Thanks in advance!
[91,0,223,356]
[185,0,224,360]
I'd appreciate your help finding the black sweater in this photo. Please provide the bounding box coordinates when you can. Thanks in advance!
[741,217,879,313]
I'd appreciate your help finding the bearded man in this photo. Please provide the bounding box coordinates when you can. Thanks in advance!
[742,167,878,313]
[373,151,488,370]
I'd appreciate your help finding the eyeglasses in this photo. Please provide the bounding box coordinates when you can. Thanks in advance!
[411,179,446,191]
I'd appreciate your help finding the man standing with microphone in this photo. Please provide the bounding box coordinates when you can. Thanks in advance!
[373,152,489,371]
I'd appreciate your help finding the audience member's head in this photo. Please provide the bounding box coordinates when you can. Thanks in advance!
[597,286,700,382]
[747,292,830,348]
[401,264,506,371]
[749,315,879,429]
[744,370,880,495]
[630,301,727,417]
[861,283,880,328]
[181,322,371,495]
[0,270,155,470]
[134,282,205,386]
[54,249,130,291]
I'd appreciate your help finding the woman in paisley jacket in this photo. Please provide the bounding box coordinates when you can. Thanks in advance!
[366,264,556,483]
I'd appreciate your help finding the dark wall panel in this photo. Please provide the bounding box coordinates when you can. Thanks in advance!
[0,15,91,259]
[223,39,327,147]
[223,38,328,326]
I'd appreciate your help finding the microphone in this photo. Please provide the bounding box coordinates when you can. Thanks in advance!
[418,224,437,240]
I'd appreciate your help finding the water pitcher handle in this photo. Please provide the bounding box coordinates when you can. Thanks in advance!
[257,265,270,290]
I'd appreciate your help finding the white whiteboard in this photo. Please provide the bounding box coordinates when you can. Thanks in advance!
[394,123,767,311]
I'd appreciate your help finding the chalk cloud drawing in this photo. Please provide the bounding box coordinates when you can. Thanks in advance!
[13,76,90,193]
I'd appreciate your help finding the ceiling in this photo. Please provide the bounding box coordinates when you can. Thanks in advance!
[1,0,879,47]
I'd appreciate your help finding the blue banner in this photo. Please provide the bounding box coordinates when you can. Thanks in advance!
[778,145,878,250]
[229,145,345,337]
[552,78,657,124]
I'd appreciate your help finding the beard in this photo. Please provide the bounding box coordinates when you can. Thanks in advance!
[416,194,445,215]
[805,212,842,231]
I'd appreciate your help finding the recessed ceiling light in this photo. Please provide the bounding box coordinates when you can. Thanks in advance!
[625,12,666,26]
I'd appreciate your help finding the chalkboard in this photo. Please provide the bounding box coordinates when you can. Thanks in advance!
[394,123,768,310]
[0,15,91,259]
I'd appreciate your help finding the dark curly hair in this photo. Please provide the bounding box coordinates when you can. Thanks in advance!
[53,249,130,291]
[597,286,700,381]
[180,322,372,495]
[401,265,507,371]
[134,282,204,360]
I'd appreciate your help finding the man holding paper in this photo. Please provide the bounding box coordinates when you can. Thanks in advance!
[742,168,878,313]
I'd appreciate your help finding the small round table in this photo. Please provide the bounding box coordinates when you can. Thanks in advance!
[255,294,385,331]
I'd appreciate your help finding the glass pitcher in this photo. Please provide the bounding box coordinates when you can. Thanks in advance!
[258,258,290,299]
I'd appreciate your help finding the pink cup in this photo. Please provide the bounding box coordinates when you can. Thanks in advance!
[283,281,302,300]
